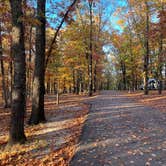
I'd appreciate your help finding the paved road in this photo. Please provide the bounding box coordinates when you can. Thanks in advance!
[70,91,166,166]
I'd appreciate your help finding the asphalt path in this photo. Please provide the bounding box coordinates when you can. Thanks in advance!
[70,91,166,166]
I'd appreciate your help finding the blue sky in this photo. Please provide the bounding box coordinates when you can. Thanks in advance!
[101,0,126,31]
[45,0,127,31]
[98,0,127,31]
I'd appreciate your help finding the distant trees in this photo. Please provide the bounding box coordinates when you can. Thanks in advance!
[44,0,108,95]
[153,1,165,94]
[111,0,166,93]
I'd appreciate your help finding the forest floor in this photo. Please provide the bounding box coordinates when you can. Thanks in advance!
[70,90,166,166]
[126,90,166,114]
[0,93,93,166]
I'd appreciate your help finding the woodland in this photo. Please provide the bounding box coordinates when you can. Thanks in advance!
[0,0,166,165]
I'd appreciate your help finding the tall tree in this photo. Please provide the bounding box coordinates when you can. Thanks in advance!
[8,0,26,145]
[157,1,164,94]
[0,22,8,108]
[88,0,93,96]
[0,0,12,108]
[144,0,150,95]
[29,0,46,125]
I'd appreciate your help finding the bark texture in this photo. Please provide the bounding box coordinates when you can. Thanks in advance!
[9,0,26,145]
[0,23,9,108]
[29,0,46,125]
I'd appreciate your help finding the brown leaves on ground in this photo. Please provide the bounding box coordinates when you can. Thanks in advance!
[126,90,166,113]
[0,94,89,166]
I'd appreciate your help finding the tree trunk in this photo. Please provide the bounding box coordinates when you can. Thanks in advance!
[93,63,97,92]
[56,80,60,105]
[165,63,166,90]
[88,1,93,96]
[121,61,127,90]
[8,0,26,145]
[158,36,163,94]
[158,3,164,94]
[0,23,9,108]
[129,31,135,91]
[8,60,13,107]
[27,26,32,98]
[76,70,79,95]
[29,0,46,125]
[63,77,66,93]
[79,71,83,93]
[72,69,76,93]
[144,1,149,95]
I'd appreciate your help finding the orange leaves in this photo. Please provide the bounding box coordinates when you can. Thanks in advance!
[116,19,125,29]
[0,94,88,166]
[126,91,166,113]
[20,16,41,26]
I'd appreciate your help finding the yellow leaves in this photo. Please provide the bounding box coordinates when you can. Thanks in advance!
[46,28,56,37]
[116,19,125,29]
[117,20,125,25]
[0,1,10,16]
[19,16,41,26]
